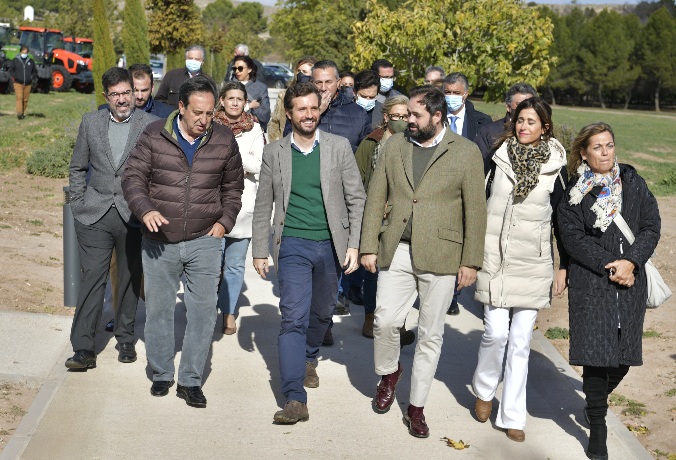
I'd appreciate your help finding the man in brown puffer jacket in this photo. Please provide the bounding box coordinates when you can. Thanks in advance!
[123,76,244,408]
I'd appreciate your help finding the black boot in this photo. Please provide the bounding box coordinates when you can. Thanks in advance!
[607,364,630,395]
[583,366,609,460]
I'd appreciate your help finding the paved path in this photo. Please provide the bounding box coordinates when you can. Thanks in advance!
[0,249,651,459]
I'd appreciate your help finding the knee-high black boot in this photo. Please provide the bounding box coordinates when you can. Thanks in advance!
[583,366,609,460]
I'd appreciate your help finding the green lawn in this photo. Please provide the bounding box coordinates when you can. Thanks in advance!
[473,100,676,195]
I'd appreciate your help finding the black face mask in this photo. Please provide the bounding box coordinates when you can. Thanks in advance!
[341,86,355,101]
[297,72,311,83]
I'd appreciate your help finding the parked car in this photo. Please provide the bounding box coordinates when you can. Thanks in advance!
[258,65,292,89]
[149,58,164,81]
[263,63,293,78]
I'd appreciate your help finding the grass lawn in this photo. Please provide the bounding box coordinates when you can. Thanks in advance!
[473,100,676,195]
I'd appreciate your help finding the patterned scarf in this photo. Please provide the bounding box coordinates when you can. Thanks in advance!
[506,136,551,198]
[568,159,622,232]
[213,111,255,136]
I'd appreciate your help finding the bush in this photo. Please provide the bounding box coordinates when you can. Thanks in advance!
[26,137,75,178]
[544,326,570,340]
[553,124,577,156]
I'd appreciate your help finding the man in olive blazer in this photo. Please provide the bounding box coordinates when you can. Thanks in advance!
[360,85,486,438]
[252,82,365,424]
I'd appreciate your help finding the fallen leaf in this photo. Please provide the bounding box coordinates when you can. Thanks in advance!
[441,437,471,449]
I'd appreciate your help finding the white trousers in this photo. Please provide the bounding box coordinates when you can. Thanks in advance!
[472,305,538,430]
[374,243,456,407]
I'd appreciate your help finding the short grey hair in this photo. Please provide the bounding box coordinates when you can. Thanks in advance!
[425,65,445,79]
[235,44,249,55]
[312,60,340,80]
[185,45,206,61]
[443,72,469,92]
[504,82,538,106]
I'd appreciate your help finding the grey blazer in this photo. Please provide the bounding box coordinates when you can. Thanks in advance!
[245,79,270,129]
[69,108,159,226]
[252,131,366,270]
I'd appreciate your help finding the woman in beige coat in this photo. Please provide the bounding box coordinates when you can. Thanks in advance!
[472,97,569,442]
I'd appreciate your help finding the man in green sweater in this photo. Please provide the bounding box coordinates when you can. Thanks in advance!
[252,82,366,424]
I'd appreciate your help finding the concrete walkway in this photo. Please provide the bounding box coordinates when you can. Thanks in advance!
[0,252,651,460]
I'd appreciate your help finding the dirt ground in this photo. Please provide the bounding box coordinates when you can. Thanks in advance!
[0,168,674,457]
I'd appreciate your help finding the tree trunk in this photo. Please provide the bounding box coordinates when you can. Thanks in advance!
[654,80,661,112]
[623,87,631,110]
[598,85,606,109]
[547,86,556,106]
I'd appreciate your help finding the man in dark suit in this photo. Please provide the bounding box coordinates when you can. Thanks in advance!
[155,45,207,108]
[66,67,158,369]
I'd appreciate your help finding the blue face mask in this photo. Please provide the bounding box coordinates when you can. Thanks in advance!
[356,96,376,112]
[20,53,28,59]
[445,94,464,112]
[185,59,202,73]
[379,77,393,93]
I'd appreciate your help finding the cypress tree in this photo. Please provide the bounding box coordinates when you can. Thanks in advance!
[123,0,150,67]
[93,0,118,106]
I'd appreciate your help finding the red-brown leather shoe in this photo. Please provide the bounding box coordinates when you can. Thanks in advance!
[373,362,403,413]
[403,404,429,438]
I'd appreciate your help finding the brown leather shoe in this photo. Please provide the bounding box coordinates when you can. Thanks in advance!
[373,363,403,413]
[507,429,525,442]
[362,313,374,338]
[403,404,429,438]
[273,400,309,424]
[475,397,492,422]
[304,361,319,388]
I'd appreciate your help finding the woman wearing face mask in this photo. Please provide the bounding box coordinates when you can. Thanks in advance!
[557,123,660,460]
[471,97,569,443]
[232,55,270,132]
[268,56,317,141]
[213,81,265,335]
[354,95,410,339]
[339,70,355,101]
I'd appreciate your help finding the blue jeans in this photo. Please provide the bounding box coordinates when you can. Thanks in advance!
[339,265,364,295]
[277,237,340,403]
[217,237,251,315]
[363,268,378,314]
[142,235,221,387]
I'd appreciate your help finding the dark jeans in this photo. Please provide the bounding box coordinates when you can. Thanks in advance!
[72,207,142,351]
[277,237,340,403]
[363,268,378,314]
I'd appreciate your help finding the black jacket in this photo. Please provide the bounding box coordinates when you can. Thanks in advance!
[477,114,509,175]
[557,165,661,367]
[154,68,209,108]
[459,100,493,146]
[9,56,37,85]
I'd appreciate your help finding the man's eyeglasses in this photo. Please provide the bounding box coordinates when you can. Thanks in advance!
[234,66,248,72]
[387,113,409,121]
[107,90,133,99]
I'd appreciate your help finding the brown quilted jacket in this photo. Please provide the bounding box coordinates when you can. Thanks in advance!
[122,114,244,243]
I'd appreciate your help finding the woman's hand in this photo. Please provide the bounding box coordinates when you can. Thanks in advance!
[553,268,568,296]
[605,259,636,287]
[248,100,260,109]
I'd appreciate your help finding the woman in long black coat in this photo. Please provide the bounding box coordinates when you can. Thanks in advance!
[557,122,661,460]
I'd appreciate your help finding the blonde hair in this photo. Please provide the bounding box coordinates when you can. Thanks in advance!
[380,95,409,128]
[568,122,615,177]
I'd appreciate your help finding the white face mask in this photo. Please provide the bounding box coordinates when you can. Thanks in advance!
[20,53,28,59]
[356,96,376,112]
[445,94,464,112]
[379,77,393,93]
[185,59,202,73]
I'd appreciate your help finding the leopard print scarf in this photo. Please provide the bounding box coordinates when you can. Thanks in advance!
[506,136,551,198]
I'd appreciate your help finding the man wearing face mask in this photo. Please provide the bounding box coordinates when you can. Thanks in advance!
[155,45,209,109]
[371,59,402,126]
[442,72,492,316]
[353,70,381,129]
[8,45,37,120]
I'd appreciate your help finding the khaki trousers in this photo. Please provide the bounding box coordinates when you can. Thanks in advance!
[373,242,456,407]
[13,83,31,116]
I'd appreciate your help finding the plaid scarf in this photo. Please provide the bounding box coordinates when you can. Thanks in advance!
[213,111,256,136]
[568,159,622,232]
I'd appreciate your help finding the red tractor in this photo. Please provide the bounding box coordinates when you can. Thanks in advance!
[63,36,93,71]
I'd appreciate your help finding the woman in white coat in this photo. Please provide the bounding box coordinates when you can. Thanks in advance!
[472,97,569,442]
[213,81,265,334]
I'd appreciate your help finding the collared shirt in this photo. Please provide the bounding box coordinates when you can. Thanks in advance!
[109,107,134,124]
[175,114,205,146]
[447,105,466,136]
[290,130,320,156]
[410,126,447,148]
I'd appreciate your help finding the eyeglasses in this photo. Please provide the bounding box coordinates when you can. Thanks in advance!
[107,90,133,99]
[387,113,409,121]
[234,66,248,72]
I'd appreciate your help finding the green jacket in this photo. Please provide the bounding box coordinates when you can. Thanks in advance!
[360,129,487,275]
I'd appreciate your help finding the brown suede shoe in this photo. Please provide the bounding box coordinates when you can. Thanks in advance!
[403,404,429,438]
[362,313,374,338]
[373,362,403,413]
[273,400,309,424]
[304,361,319,388]
[475,397,492,423]
[507,429,525,442]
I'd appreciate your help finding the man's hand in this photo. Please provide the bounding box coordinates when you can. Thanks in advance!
[319,91,332,114]
[553,268,568,296]
[343,248,359,274]
[606,259,636,287]
[253,258,269,279]
[248,100,260,110]
[457,266,478,290]
[142,211,169,232]
[361,253,377,273]
[207,222,226,238]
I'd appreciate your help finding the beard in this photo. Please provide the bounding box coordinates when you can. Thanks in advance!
[110,102,133,121]
[291,117,318,136]
[407,119,437,143]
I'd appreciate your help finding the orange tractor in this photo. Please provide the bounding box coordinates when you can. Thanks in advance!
[63,36,93,71]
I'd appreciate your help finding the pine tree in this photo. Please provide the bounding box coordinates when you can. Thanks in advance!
[93,0,117,106]
[123,0,150,67]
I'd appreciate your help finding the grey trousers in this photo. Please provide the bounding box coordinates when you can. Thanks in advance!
[142,235,221,387]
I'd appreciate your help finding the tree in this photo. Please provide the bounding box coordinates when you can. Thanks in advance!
[203,0,235,27]
[639,7,676,111]
[147,0,204,68]
[93,0,117,106]
[122,0,150,66]
[351,0,554,101]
